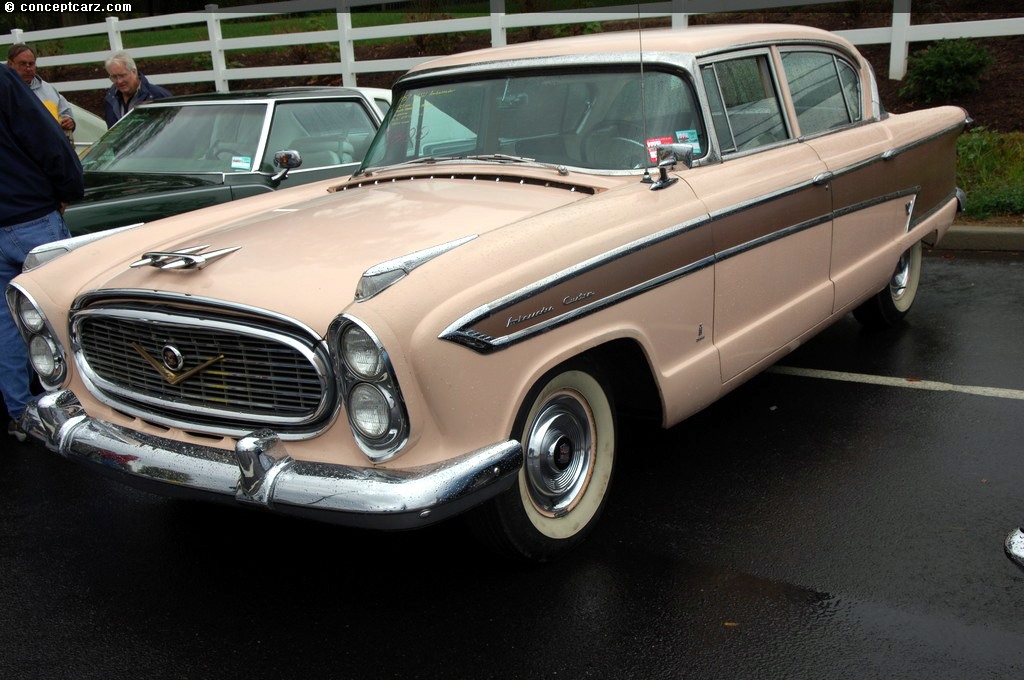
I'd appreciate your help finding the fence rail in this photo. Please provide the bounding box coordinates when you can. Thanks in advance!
[4,0,1023,95]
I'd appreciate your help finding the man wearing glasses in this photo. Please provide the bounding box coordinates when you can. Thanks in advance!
[6,43,76,143]
[102,50,172,128]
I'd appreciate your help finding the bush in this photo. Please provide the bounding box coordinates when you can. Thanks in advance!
[956,128,1024,219]
[899,38,992,103]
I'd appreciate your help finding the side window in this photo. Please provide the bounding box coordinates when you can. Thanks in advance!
[701,55,787,153]
[781,51,862,135]
[262,100,378,171]
[837,59,863,123]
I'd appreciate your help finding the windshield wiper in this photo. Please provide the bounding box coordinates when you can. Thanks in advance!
[358,153,568,177]
[460,154,534,163]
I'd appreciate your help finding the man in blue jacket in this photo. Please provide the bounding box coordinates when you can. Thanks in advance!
[102,50,172,128]
[0,65,84,441]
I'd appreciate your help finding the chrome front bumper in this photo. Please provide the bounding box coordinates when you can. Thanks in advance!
[23,390,523,530]
[1006,528,1024,572]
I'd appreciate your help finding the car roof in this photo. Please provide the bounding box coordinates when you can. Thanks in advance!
[406,23,854,74]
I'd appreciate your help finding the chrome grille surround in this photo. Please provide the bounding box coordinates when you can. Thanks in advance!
[70,291,336,438]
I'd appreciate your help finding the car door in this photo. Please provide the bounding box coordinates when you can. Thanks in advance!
[686,49,833,384]
[779,47,910,313]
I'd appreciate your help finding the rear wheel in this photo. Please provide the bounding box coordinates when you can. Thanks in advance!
[471,361,616,562]
[853,240,923,329]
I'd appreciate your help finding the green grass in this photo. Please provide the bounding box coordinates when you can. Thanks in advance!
[957,128,1024,220]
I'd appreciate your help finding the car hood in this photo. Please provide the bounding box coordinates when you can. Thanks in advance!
[80,172,224,203]
[83,172,600,331]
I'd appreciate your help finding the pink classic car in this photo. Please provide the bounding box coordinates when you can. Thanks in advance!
[9,24,966,560]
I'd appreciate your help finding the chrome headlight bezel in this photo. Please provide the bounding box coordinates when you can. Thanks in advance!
[329,314,409,462]
[5,284,68,388]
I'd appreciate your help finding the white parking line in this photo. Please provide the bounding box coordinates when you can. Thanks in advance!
[769,365,1024,401]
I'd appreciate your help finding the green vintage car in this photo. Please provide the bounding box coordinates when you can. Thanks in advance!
[66,86,389,235]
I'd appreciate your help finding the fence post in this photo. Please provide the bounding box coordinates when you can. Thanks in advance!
[10,28,23,44]
[490,0,506,48]
[671,0,688,29]
[206,4,228,92]
[337,0,356,87]
[889,0,911,80]
[105,16,123,53]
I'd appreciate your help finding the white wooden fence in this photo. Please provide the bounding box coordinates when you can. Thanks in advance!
[4,0,1024,95]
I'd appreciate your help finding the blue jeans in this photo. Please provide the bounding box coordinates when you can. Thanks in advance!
[0,210,70,419]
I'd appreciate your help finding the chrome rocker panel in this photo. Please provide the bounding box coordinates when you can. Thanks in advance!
[1006,528,1024,572]
[24,390,523,530]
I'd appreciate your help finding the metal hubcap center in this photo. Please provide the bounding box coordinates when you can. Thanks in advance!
[550,435,574,470]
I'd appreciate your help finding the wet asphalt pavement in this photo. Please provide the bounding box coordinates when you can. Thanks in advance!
[2,250,1023,679]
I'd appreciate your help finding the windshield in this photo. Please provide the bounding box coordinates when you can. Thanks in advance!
[81,103,268,173]
[362,69,706,173]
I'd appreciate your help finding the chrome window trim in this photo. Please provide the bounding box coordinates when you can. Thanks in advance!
[696,47,793,155]
[777,47,863,136]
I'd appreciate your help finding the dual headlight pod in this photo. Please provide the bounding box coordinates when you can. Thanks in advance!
[5,285,67,386]
[332,316,409,462]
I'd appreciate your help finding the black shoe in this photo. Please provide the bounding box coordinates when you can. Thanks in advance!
[7,419,28,443]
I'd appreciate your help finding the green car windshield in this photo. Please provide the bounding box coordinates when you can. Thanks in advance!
[81,103,267,173]
[361,68,706,172]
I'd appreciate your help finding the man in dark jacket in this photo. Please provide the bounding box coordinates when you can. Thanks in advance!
[102,50,172,127]
[0,65,84,440]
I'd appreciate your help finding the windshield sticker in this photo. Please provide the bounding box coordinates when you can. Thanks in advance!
[646,136,674,163]
[231,156,253,171]
[676,129,702,154]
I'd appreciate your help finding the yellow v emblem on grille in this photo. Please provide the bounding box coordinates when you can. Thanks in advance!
[132,342,225,386]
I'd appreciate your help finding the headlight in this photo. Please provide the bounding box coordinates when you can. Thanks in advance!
[348,383,391,439]
[341,325,384,380]
[330,315,410,462]
[28,335,62,381]
[17,295,45,333]
[6,285,68,388]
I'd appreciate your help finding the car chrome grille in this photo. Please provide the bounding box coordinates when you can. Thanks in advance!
[72,301,334,435]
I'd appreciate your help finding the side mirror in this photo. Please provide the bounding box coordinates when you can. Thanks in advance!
[649,143,694,191]
[271,149,303,183]
[657,143,695,169]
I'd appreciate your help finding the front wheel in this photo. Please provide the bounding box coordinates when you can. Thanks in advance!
[470,361,616,562]
[853,240,923,329]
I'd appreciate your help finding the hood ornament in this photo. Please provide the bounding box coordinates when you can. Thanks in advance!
[130,244,241,270]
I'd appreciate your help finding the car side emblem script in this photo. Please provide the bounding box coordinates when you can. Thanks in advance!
[132,342,225,386]
[129,244,241,270]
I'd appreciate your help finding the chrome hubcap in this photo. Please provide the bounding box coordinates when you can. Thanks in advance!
[890,250,912,300]
[524,391,594,517]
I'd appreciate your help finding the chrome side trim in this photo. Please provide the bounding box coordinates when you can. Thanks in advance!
[910,188,959,229]
[441,216,713,352]
[442,179,930,353]
[829,120,967,180]
[23,391,522,531]
[714,213,832,263]
[833,187,920,220]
